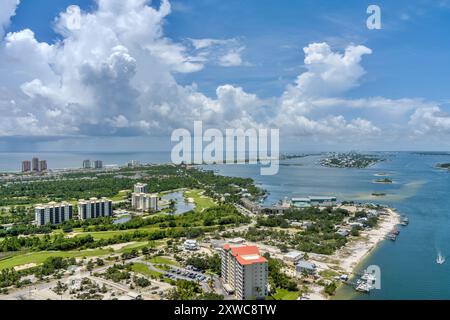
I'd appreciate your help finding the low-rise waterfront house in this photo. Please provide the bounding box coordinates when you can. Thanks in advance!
[283,251,304,265]
[296,260,317,275]
[336,229,350,237]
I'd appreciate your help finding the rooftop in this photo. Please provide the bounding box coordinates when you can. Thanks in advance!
[223,245,267,266]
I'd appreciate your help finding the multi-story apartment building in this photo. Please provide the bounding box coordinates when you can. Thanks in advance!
[221,244,268,300]
[39,160,48,172]
[35,202,74,226]
[131,183,158,212]
[131,193,158,211]
[134,183,148,193]
[78,198,112,220]
[22,160,31,172]
[94,160,103,169]
[82,160,92,169]
[32,157,40,172]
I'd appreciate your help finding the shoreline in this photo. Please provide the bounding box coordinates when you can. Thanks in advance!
[308,207,401,300]
[332,207,400,275]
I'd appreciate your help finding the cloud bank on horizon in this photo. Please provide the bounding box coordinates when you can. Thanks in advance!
[0,0,449,149]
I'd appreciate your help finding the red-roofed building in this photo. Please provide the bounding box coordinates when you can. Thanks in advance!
[221,244,268,300]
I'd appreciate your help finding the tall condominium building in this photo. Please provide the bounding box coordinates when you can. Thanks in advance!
[134,183,148,194]
[82,160,92,169]
[131,193,158,212]
[221,245,268,300]
[78,198,113,220]
[35,202,74,226]
[39,160,48,172]
[128,160,141,168]
[32,157,40,172]
[131,183,158,211]
[94,160,103,169]
[22,160,31,172]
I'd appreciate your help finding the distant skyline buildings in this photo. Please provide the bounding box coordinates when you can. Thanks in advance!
[22,157,48,173]
[82,159,103,170]
[82,159,91,169]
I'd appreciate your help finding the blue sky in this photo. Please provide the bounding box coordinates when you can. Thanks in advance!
[1,0,450,151]
[7,0,450,100]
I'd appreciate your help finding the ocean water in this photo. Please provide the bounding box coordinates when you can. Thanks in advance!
[1,151,450,299]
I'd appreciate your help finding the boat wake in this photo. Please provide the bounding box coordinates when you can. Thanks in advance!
[436,252,446,265]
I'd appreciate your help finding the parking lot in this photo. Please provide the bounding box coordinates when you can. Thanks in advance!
[164,266,210,283]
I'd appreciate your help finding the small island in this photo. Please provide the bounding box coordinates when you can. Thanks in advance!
[372,192,387,197]
[320,152,384,169]
[436,163,450,170]
[374,178,393,184]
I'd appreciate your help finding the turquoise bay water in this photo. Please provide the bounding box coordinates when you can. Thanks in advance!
[1,151,449,299]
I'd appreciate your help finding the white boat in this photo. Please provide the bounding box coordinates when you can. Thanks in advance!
[361,272,376,282]
[437,253,446,265]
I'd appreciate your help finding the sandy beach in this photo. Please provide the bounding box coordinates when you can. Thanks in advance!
[304,207,401,300]
[330,208,400,275]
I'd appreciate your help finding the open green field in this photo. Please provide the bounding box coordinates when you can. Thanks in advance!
[184,189,216,213]
[147,256,179,267]
[0,248,111,270]
[111,190,131,202]
[116,241,163,253]
[272,289,300,300]
[131,262,162,278]
[74,228,157,240]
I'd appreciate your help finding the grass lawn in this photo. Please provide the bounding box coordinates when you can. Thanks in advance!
[272,289,300,300]
[116,241,162,254]
[184,189,215,213]
[111,190,131,202]
[147,256,180,267]
[319,269,340,280]
[131,262,163,278]
[0,248,111,270]
[77,229,143,240]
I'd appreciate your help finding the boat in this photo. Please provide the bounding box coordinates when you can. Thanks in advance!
[386,233,397,241]
[355,282,371,293]
[400,216,409,226]
[437,253,446,265]
[361,272,376,282]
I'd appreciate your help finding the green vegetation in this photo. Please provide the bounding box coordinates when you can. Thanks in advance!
[104,263,132,283]
[272,289,299,300]
[0,165,261,208]
[185,253,221,275]
[131,263,162,278]
[166,279,223,300]
[237,207,350,255]
[264,254,299,298]
[148,256,179,267]
[324,282,338,296]
[184,189,215,213]
[319,269,339,280]
[0,248,109,270]
[0,256,77,290]
[321,153,383,169]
